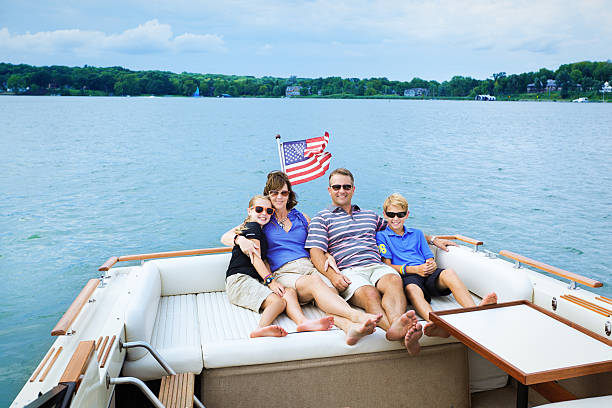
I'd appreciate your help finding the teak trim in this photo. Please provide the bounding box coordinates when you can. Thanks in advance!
[39,347,63,382]
[59,340,95,390]
[100,335,116,368]
[30,347,55,382]
[531,381,577,403]
[436,234,483,246]
[430,300,612,386]
[498,250,602,288]
[98,336,109,362]
[561,294,611,317]
[51,279,100,336]
[596,296,612,306]
[98,247,233,271]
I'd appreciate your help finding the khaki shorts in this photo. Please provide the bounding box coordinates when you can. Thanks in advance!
[225,273,273,313]
[341,263,400,301]
[273,257,333,289]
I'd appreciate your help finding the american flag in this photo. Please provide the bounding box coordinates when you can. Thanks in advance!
[280,132,332,185]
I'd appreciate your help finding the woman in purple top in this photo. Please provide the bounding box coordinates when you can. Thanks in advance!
[221,171,381,345]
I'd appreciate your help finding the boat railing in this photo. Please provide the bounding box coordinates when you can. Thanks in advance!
[98,247,233,272]
[498,250,603,289]
[51,279,100,336]
[437,235,484,251]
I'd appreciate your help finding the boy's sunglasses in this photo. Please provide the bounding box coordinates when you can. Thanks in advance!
[385,211,407,218]
[330,184,353,191]
[251,206,275,215]
[269,190,290,197]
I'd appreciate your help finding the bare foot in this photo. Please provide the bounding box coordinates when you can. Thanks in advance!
[386,310,417,341]
[250,325,288,338]
[404,322,423,356]
[480,292,498,306]
[297,316,335,332]
[346,317,378,345]
[423,321,450,338]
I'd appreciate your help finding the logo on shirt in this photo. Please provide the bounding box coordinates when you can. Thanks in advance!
[378,244,387,254]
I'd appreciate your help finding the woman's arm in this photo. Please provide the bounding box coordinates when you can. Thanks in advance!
[221,225,259,257]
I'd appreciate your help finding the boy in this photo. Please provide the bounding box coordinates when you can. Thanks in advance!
[376,193,497,351]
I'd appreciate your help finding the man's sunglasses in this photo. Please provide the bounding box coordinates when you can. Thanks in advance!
[330,184,353,191]
[385,211,407,218]
[251,206,275,215]
[269,190,290,197]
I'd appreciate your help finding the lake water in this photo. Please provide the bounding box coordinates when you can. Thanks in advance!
[1,96,611,404]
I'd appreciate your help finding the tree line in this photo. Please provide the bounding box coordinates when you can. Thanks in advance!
[1,61,610,98]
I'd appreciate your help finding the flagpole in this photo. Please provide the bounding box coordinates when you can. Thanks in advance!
[276,134,286,172]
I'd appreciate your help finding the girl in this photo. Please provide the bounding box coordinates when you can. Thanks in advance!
[225,194,334,338]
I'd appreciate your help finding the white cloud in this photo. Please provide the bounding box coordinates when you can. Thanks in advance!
[0,20,226,56]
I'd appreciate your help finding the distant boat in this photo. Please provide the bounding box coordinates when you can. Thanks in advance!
[193,87,200,97]
[475,94,496,101]
[572,97,588,103]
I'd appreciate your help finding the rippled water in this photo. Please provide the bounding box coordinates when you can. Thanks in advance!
[1,96,611,404]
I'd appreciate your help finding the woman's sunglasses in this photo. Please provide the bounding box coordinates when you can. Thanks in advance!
[269,190,290,197]
[385,211,407,218]
[330,184,353,191]
[251,206,275,215]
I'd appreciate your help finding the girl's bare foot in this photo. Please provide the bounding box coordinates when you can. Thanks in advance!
[480,292,498,306]
[404,322,423,356]
[346,317,377,345]
[386,310,417,341]
[297,316,335,332]
[423,321,450,338]
[250,325,288,338]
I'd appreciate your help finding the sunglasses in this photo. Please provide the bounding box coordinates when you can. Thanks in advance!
[251,206,275,215]
[385,211,407,218]
[269,190,290,197]
[330,184,353,191]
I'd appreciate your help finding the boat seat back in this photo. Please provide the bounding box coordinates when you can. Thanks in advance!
[434,245,533,302]
[124,261,162,361]
[151,253,231,296]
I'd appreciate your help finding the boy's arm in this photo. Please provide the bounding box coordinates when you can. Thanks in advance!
[381,258,434,277]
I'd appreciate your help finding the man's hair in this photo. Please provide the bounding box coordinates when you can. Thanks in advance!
[383,193,408,212]
[328,168,354,184]
[263,171,298,210]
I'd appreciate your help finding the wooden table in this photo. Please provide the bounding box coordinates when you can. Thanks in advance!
[430,300,612,408]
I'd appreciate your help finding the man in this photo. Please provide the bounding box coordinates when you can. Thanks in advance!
[306,168,456,354]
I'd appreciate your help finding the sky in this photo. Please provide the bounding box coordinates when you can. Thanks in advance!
[1,0,611,82]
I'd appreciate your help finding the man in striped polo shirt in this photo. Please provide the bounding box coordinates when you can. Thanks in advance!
[306,168,455,354]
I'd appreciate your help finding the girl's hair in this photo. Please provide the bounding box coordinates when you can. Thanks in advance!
[383,193,409,212]
[235,194,272,234]
[263,171,298,210]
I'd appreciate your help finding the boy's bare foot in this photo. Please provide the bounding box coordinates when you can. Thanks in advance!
[297,316,335,332]
[250,325,288,338]
[404,322,423,356]
[346,317,378,345]
[423,321,450,338]
[480,292,498,306]
[386,310,417,341]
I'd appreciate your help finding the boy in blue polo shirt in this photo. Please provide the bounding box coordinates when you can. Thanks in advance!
[376,193,497,341]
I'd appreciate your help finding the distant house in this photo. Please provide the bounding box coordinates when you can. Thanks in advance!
[546,79,558,92]
[526,83,538,93]
[285,86,302,97]
[404,88,429,97]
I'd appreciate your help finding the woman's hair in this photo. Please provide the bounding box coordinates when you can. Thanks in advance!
[263,171,298,210]
[235,194,271,234]
[383,193,409,212]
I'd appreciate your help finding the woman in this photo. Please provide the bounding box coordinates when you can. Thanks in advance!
[222,171,381,345]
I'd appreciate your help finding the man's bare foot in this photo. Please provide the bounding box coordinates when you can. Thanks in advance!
[297,316,335,332]
[250,325,288,338]
[386,310,417,341]
[423,321,450,338]
[404,322,423,356]
[346,317,378,345]
[480,292,498,306]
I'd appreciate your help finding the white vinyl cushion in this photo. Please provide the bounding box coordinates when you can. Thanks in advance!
[122,294,203,380]
[153,253,230,296]
[535,396,612,407]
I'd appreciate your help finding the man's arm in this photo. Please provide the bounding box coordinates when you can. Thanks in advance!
[310,248,351,292]
[424,235,458,252]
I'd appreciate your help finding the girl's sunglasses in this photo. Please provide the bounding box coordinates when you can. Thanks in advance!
[330,184,353,191]
[269,190,290,197]
[385,211,407,218]
[251,206,275,215]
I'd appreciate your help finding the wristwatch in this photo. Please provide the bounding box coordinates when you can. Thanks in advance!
[429,236,437,245]
[264,275,275,286]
